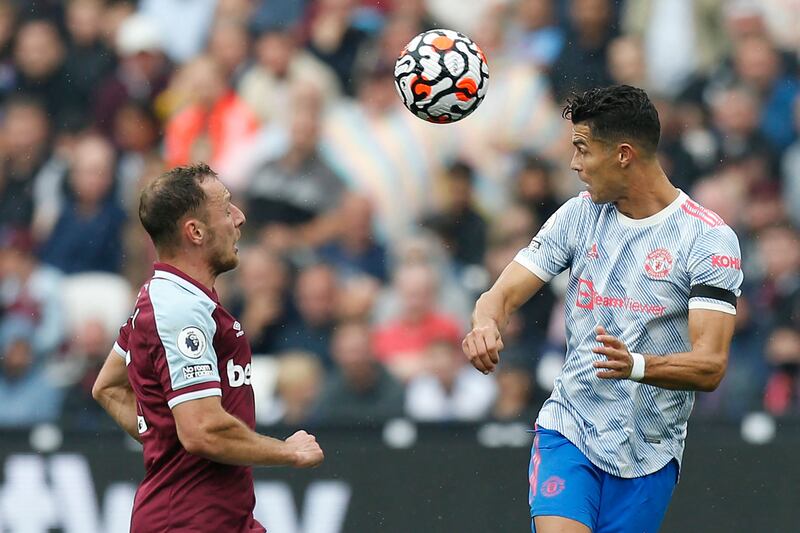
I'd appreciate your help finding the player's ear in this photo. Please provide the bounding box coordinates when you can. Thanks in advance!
[618,143,634,168]
[184,218,205,246]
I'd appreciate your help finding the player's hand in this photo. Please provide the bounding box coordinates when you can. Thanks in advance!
[285,430,324,468]
[592,325,633,380]
[462,321,504,374]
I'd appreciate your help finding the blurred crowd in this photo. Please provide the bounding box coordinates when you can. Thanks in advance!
[0,0,799,432]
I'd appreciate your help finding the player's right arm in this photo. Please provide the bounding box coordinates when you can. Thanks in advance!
[93,309,141,442]
[93,350,142,443]
[149,280,323,468]
[172,397,323,468]
[463,263,547,374]
[464,196,585,373]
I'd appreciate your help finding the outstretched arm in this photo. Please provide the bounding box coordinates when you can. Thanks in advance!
[463,261,547,374]
[92,351,141,442]
[173,396,324,468]
[593,308,735,391]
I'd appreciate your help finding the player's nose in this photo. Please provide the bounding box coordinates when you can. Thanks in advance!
[232,203,246,226]
[570,154,581,172]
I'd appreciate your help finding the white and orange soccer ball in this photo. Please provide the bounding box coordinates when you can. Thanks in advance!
[394,29,489,124]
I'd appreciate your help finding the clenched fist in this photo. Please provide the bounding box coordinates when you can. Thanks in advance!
[285,430,324,468]
[462,321,505,374]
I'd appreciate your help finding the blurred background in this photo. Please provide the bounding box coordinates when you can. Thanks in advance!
[0,0,798,531]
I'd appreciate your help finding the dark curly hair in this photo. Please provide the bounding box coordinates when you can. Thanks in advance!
[562,85,660,154]
[139,163,217,253]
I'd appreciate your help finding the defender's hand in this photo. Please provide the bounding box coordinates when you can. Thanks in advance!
[592,325,633,380]
[462,322,504,374]
[286,430,324,468]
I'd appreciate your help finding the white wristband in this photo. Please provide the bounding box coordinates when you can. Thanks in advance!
[629,352,646,382]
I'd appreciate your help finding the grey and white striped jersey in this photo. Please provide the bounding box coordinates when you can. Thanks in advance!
[515,190,743,478]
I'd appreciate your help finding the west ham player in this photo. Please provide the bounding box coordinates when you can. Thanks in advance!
[462,86,743,533]
[92,163,323,532]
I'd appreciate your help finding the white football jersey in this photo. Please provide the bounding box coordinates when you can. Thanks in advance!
[515,190,743,478]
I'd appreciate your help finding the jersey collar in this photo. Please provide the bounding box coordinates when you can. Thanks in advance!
[614,189,686,228]
[152,262,219,303]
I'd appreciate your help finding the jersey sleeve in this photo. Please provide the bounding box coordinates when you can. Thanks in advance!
[686,225,744,315]
[113,315,132,359]
[149,282,222,409]
[513,196,585,281]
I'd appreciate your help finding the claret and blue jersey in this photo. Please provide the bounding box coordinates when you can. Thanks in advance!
[113,263,261,532]
[515,190,743,478]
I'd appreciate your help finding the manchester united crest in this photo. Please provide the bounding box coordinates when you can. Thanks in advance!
[644,248,673,279]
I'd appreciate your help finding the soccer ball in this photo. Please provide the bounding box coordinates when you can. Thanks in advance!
[394,29,489,124]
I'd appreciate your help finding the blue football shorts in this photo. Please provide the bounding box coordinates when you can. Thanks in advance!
[528,426,678,533]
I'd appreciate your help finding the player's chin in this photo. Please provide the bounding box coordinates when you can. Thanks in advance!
[587,190,608,204]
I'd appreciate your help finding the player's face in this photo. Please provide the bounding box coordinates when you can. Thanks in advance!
[201,178,245,275]
[570,123,626,204]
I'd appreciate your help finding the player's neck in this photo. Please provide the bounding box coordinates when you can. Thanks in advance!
[614,166,679,220]
[156,254,216,292]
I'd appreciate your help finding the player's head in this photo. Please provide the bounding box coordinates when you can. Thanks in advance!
[139,163,245,275]
[562,85,660,203]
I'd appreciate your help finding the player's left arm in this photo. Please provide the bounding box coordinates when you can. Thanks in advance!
[92,350,141,442]
[593,310,734,391]
[594,224,743,391]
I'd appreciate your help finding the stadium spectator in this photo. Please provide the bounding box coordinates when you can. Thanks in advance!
[0,96,59,234]
[63,0,117,130]
[238,22,339,126]
[0,3,17,99]
[422,161,488,270]
[243,96,345,251]
[763,327,800,415]
[93,13,171,136]
[164,55,259,170]
[622,0,727,98]
[317,192,389,282]
[731,35,800,151]
[112,101,162,211]
[229,246,294,356]
[405,338,497,421]
[549,0,616,101]
[59,318,119,431]
[709,85,778,170]
[606,35,648,91]
[756,223,800,415]
[315,320,404,424]
[513,155,560,226]
[0,228,65,359]
[373,262,462,381]
[39,135,126,274]
[305,0,370,96]
[490,357,541,422]
[321,57,451,242]
[138,0,217,64]
[507,0,565,69]
[376,232,473,327]
[0,317,63,427]
[206,18,251,85]
[387,0,438,33]
[276,263,340,368]
[11,18,81,130]
[783,97,800,226]
[270,351,325,426]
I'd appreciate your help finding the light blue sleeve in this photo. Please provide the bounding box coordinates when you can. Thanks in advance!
[513,196,585,281]
[149,279,221,404]
[687,225,744,315]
